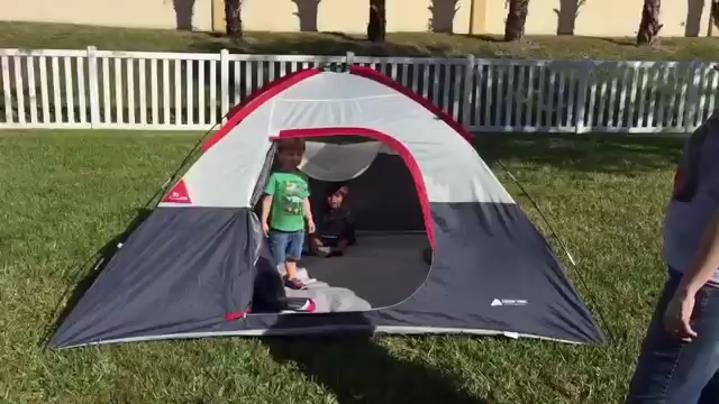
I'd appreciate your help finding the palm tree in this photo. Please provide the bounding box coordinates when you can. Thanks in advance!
[637,0,662,45]
[225,0,242,38]
[505,0,529,41]
[367,0,386,42]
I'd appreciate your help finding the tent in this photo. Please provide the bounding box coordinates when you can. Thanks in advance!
[49,67,605,348]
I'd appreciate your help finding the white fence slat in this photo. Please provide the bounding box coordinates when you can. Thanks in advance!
[233,61,240,105]
[473,63,483,127]
[566,69,576,127]
[432,62,440,106]
[697,65,710,124]
[114,57,123,123]
[647,67,660,128]
[199,60,205,125]
[607,70,619,127]
[162,59,170,125]
[244,61,252,98]
[494,66,504,127]
[76,57,86,124]
[422,62,430,99]
[39,56,49,123]
[1,56,11,123]
[102,57,110,123]
[186,59,193,125]
[537,66,546,127]
[63,56,74,123]
[27,56,38,124]
[279,60,286,79]
[391,63,398,81]
[677,68,689,128]
[708,68,718,117]
[401,63,409,86]
[505,64,515,127]
[174,59,181,125]
[139,58,147,124]
[628,67,640,128]
[210,60,217,124]
[442,64,450,112]
[656,66,669,127]
[412,62,419,93]
[452,65,461,120]
[636,68,649,128]
[669,67,681,128]
[596,70,608,127]
[13,56,25,124]
[257,61,264,88]
[547,70,557,127]
[514,65,525,127]
[484,64,493,126]
[526,66,534,126]
[557,69,566,127]
[221,50,229,120]
[52,56,61,123]
[127,59,135,124]
[617,68,630,128]
[151,59,158,124]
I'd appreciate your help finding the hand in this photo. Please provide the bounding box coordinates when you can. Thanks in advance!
[307,219,316,234]
[663,288,699,342]
[262,221,270,237]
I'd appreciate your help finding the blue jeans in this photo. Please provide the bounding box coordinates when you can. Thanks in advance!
[626,270,719,403]
[268,230,304,266]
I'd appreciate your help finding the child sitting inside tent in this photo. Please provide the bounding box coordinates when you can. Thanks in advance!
[261,138,316,290]
[309,185,356,257]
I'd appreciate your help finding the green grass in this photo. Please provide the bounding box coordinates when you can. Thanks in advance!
[0,130,686,403]
[2,21,719,60]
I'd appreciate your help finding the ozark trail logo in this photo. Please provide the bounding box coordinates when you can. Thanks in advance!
[491,298,528,307]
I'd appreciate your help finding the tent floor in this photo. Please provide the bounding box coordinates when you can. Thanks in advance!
[299,232,431,309]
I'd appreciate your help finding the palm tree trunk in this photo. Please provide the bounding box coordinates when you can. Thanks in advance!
[637,0,662,45]
[505,0,529,41]
[225,0,243,38]
[367,0,386,42]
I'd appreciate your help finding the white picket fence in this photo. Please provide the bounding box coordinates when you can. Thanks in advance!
[1,47,717,133]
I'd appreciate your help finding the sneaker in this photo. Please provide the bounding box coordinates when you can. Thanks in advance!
[316,246,332,257]
[284,277,307,290]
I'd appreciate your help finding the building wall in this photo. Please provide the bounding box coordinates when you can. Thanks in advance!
[479,0,717,37]
[2,0,214,31]
[1,0,716,38]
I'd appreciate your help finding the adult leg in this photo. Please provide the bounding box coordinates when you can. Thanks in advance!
[626,273,719,403]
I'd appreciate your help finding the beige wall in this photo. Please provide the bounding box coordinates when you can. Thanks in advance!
[2,0,716,38]
[2,0,213,30]
[242,0,471,34]
[480,0,716,37]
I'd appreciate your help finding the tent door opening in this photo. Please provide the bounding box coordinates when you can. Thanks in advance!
[255,131,433,311]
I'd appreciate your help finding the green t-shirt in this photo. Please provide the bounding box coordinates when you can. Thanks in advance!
[264,171,310,232]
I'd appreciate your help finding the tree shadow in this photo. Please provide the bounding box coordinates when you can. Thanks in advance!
[555,0,581,36]
[686,0,706,37]
[473,133,686,175]
[173,0,196,31]
[429,0,460,34]
[39,208,154,349]
[264,317,488,403]
[292,0,322,32]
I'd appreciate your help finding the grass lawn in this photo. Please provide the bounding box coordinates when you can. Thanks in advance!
[0,129,685,403]
[2,21,719,61]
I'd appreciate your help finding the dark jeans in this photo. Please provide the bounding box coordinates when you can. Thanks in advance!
[626,270,719,403]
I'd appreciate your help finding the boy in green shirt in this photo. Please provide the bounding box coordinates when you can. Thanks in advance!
[261,139,316,290]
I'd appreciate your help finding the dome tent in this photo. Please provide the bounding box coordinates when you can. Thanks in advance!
[49,66,604,348]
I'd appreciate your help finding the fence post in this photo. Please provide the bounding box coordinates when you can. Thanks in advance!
[87,46,100,128]
[574,58,592,134]
[220,49,229,123]
[684,61,701,133]
[345,51,355,68]
[462,54,475,129]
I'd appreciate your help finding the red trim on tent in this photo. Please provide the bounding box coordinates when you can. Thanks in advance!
[273,127,436,249]
[349,66,474,143]
[161,180,192,204]
[202,68,322,152]
[224,310,250,321]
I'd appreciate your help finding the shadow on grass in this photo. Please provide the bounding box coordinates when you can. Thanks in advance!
[39,208,153,349]
[265,333,487,403]
[474,133,686,175]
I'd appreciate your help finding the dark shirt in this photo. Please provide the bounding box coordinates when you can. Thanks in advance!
[317,207,355,244]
